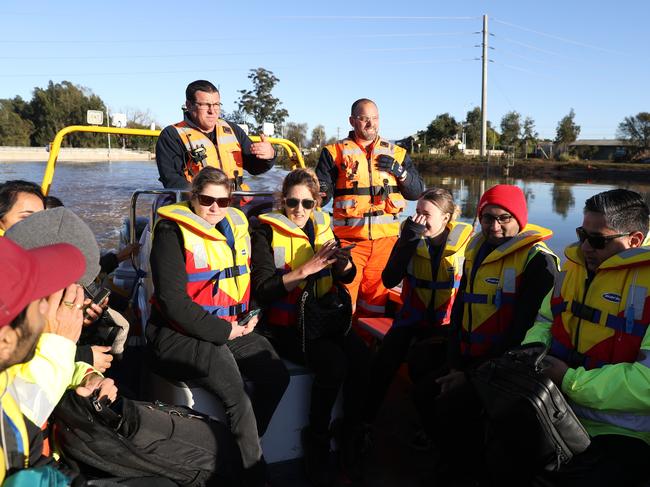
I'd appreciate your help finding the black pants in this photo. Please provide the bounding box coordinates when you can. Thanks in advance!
[364,325,447,423]
[269,326,372,436]
[191,332,289,471]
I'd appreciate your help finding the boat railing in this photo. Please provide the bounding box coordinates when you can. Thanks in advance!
[41,125,305,195]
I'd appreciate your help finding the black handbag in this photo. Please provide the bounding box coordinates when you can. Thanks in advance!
[471,346,591,471]
[297,276,352,352]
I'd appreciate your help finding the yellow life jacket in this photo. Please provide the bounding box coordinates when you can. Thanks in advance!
[156,202,251,322]
[550,244,650,369]
[173,119,245,189]
[325,137,407,240]
[395,221,473,328]
[258,210,335,327]
[460,224,557,357]
[0,374,31,482]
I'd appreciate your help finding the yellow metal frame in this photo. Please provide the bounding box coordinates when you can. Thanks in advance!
[41,125,304,195]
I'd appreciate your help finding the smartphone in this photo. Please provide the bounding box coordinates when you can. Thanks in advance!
[83,283,111,318]
[238,308,262,326]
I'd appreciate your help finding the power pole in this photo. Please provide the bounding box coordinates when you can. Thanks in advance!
[336,126,341,140]
[480,14,488,158]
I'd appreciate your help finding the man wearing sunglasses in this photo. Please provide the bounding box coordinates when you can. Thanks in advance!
[520,189,650,486]
[156,80,276,190]
[412,184,559,486]
[315,98,425,323]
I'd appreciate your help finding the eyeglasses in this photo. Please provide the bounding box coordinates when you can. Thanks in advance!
[192,102,222,111]
[575,227,630,250]
[196,194,231,207]
[480,213,513,225]
[285,198,315,210]
[353,115,379,123]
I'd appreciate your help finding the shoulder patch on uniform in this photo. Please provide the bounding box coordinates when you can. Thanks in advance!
[223,126,233,134]
[380,141,389,147]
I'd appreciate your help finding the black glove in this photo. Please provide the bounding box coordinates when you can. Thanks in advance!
[400,216,426,243]
[376,155,406,180]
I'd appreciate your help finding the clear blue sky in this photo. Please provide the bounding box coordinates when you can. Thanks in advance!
[1,0,648,142]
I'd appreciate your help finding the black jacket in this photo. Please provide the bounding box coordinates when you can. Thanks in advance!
[146,219,235,379]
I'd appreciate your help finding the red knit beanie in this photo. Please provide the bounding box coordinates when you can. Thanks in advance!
[478,184,528,229]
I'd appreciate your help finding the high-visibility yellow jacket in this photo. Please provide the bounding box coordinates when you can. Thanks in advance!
[459,224,557,358]
[324,137,407,240]
[257,210,335,327]
[157,202,251,323]
[394,221,473,328]
[524,244,650,445]
[173,119,245,188]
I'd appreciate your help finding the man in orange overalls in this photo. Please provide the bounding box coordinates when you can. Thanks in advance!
[316,99,425,323]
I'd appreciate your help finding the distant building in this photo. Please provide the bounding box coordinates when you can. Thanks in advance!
[568,139,633,161]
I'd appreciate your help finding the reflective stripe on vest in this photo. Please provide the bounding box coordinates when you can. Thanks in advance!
[570,401,650,432]
[394,221,472,328]
[157,203,250,322]
[550,244,650,368]
[325,137,407,240]
[258,210,335,328]
[173,119,244,184]
[460,224,557,358]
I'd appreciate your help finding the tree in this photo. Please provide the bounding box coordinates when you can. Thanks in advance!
[310,125,326,148]
[28,80,107,147]
[0,99,34,146]
[464,107,482,150]
[555,108,581,145]
[521,116,538,157]
[500,111,521,148]
[617,112,650,154]
[237,68,289,133]
[284,122,308,148]
[223,109,248,126]
[419,113,459,150]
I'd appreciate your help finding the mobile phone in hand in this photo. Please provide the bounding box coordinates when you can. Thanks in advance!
[238,308,262,326]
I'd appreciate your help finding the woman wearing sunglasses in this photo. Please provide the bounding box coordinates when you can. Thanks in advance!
[147,166,289,487]
[251,168,372,486]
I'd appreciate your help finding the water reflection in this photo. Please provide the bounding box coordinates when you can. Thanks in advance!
[1,160,649,262]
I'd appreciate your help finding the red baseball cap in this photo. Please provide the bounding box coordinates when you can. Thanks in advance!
[0,238,86,327]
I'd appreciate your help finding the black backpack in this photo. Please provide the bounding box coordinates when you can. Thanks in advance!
[52,391,239,486]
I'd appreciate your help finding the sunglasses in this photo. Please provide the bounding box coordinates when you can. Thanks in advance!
[196,194,231,207]
[575,227,630,250]
[480,213,513,225]
[285,198,315,210]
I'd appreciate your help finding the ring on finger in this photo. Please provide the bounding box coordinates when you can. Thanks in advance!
[63,301,75,308]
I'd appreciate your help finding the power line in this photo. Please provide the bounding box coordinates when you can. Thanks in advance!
[0,30,477,45]
[492,18,629,57]
[276,15,479,20]
[0,44,478,61]
[498,37,567,59]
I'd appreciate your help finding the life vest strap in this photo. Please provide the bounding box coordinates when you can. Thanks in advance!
[407,275,459,290]
[550,338,606,369]
[570,301,602,324]
[604,314,647,338]
[334,185,400,197]
[202,302,247,318]
[187,265,248,283]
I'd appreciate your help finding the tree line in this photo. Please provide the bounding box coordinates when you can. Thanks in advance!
[2,71,648,160]
[417,108,650,159]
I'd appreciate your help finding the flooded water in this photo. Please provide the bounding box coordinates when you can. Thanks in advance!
[2,160,649,260]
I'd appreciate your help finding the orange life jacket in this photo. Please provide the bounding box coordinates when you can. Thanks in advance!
[324,137,407,240]
[173,119,245,189]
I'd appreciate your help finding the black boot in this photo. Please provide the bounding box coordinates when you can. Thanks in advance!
[302,426,332,487]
